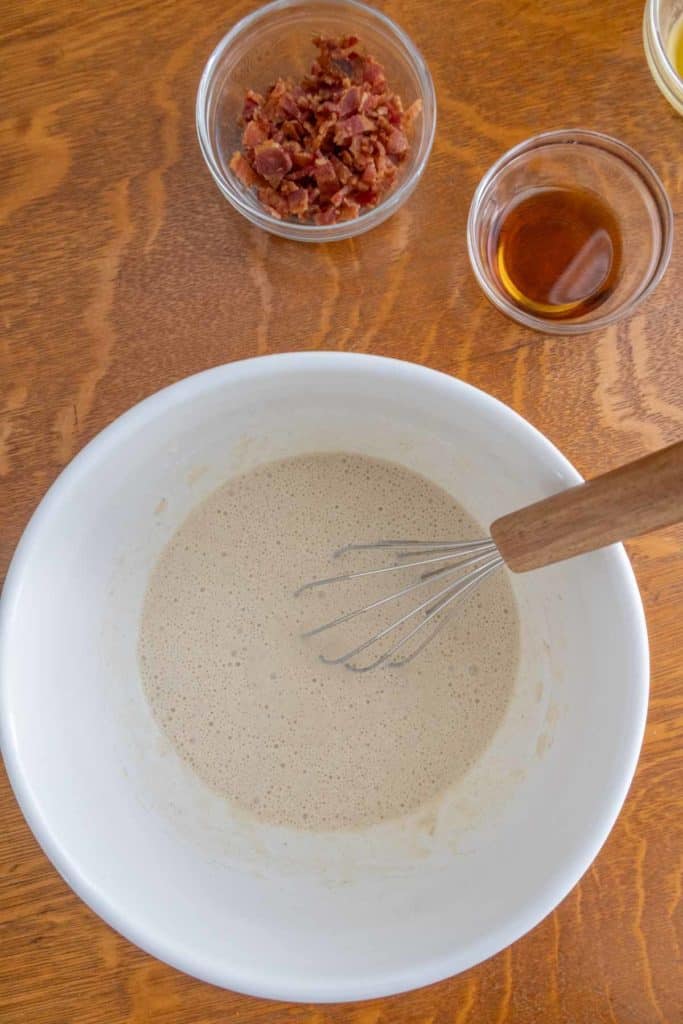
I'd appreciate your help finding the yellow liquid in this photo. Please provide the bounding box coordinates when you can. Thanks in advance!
[668,12,683,77]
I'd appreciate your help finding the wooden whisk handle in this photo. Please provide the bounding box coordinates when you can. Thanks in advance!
[490,440,683,573]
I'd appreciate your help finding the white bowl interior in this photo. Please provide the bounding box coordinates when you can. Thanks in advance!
[1,354,647,1001]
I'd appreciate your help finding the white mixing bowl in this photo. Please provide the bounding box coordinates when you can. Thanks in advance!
[0,353,648,1002]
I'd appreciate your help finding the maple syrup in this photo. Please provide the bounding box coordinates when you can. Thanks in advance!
[489,186,622,319]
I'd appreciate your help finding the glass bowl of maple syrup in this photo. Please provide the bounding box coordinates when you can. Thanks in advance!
[467,129,673,335]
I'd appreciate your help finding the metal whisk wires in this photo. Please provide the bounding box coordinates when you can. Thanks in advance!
[295,538,504,671]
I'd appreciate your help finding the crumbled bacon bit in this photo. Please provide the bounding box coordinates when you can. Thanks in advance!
[287,187,309,216]
[252,140,293,187]
[229,151,260,188]
[242,90,264,121]
[229,34,422,225]
[386,127,409,156]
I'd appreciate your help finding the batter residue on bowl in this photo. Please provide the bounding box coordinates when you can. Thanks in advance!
[139,453,519,831]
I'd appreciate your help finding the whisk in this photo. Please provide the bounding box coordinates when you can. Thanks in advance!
[296,440,683,671]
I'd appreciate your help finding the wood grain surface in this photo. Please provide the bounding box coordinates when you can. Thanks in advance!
[1,0,682,1021]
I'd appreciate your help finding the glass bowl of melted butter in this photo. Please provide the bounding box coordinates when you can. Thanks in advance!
[644,0,683,115]
[467,129,673,335]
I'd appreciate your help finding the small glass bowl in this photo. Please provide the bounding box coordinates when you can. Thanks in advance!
[467,130,673,335]
[644,0,683,115]
[196,0,436,242]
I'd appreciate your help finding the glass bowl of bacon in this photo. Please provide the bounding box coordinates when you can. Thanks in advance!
[196,0,436,241]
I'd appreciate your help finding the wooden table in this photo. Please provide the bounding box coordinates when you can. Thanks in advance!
[2,0,682,1020]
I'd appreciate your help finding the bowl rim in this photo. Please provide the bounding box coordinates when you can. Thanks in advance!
[0,353,649,1001]
[466,128,674,335]
[195,0,437,242]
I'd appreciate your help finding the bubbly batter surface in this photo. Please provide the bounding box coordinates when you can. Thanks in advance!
[139,453,519,830]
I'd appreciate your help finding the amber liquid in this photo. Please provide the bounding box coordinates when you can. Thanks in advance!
[490,187,622,319]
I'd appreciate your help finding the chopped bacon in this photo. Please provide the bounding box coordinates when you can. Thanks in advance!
[253,140,292,186]
[242,120,268,149]
[257,185,289,218]
[281,119,303,141]
[404,98,423,128]
[291,147,314,169]
[287,187,309,216]
[242,89,264,122]
[331,154,352,185]
[362,57,386,90]
[334,113,373,145]
[310,116,336,151]
[228,35,421,224]
[339,198,360,220]
[330,185,348,208]
[356,189,378,206]
[229,151,260,187]
[386,128,408,156]
[361,159,377,187]
[278,91,300,119]
[349,133,366,164]
[339,85,361,117]
[313,157,338,194]
[314,205,337,225]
